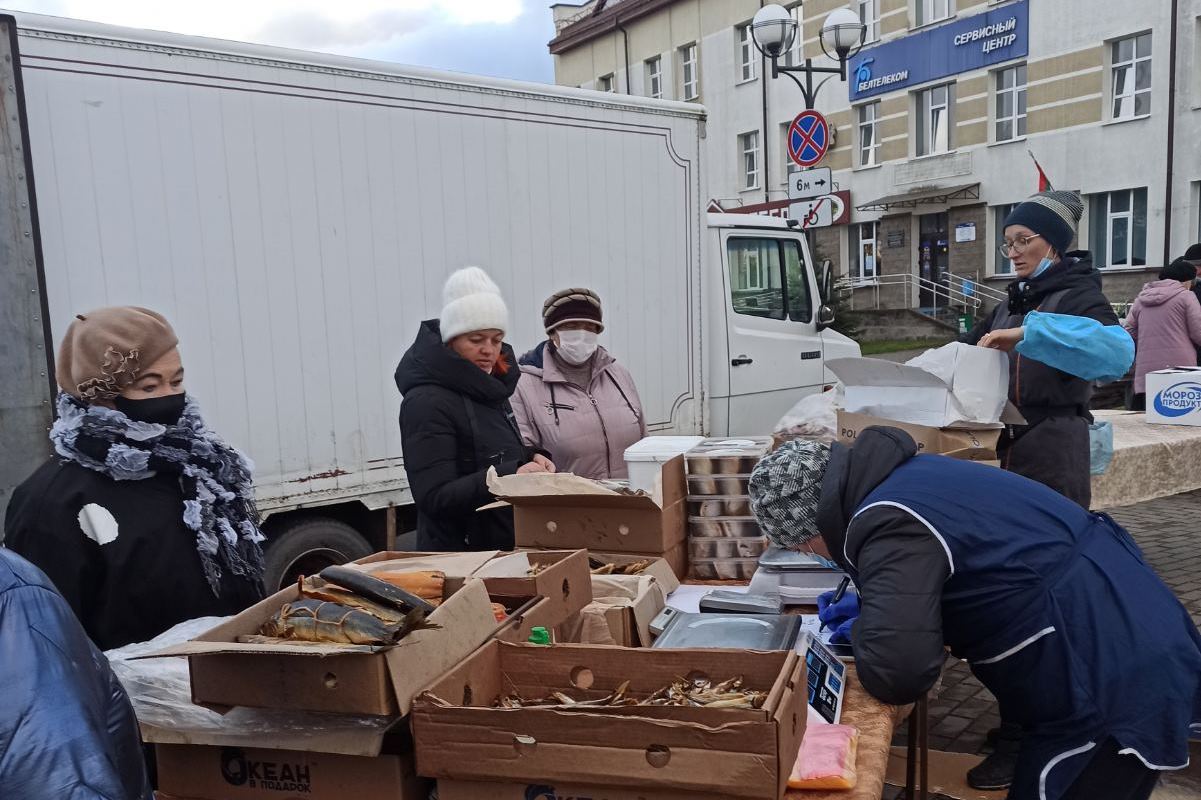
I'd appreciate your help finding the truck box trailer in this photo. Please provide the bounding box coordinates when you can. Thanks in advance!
[0,11,858,589]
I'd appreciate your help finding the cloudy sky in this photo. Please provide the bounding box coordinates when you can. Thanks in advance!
[4,0,559,83]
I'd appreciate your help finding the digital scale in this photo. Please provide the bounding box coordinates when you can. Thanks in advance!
[747,546,849,605]
[650,612,802,651]
[803,632,848,724]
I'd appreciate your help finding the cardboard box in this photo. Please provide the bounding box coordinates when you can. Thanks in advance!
[150,574,499,716]
[829,343,1022,428]
[412,642,806,799]
[837,410,1003,462]
[355,549,593,644]
[437,780,717,800]
[155,743,428,800]
[491,458,688,577]
[1145,368,1201,426]
[553,552,681,647]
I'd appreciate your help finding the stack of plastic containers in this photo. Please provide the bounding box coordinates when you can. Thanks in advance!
[684,437,773,579]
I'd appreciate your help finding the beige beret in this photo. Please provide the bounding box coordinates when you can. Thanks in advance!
[56,306,178,401]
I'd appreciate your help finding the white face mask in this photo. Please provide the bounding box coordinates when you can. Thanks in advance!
[555,329,599,365]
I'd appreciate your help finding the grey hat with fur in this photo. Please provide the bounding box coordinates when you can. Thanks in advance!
[749,439,831,549]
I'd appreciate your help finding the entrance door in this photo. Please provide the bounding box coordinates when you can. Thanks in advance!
[722,233,827,435]
[918,213,949,309]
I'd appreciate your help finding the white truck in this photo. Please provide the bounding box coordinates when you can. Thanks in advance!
[0,11,859,589]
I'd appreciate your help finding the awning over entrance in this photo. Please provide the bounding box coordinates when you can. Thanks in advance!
[856,182,980,212]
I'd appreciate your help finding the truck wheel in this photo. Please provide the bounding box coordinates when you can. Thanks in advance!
[261,517,373,593]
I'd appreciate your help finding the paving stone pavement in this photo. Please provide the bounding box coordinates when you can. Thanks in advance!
[881,491,1201,798]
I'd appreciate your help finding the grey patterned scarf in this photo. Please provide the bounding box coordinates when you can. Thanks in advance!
[50,392,265,595]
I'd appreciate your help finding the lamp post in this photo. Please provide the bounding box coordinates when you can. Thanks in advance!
[751,4,866,110]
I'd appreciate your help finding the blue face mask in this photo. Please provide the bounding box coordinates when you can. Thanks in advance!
[1031,255,1056,279]
[809,552,841,570]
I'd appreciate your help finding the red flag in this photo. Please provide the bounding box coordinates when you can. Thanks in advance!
[1028,150,1052,191]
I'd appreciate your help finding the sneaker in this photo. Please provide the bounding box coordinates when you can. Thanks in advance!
[966,749,1019,791]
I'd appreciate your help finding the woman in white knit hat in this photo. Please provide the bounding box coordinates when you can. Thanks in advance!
[395,267,554,551]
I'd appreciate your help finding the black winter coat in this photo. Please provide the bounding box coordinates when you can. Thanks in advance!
[814,427,949,705]
[396,320,533,551]
[4,459,264,651]
[959,253,1116,507]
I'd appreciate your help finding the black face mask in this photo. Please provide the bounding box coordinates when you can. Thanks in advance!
[114,393,187,426]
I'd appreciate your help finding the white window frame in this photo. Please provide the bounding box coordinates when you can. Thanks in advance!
[740,131,760,191]
[859,0,881,44]
[851,222,879,282]
[916,84,952,157]
[994,64,1027,142]
[737,24,757,83]
[857,102,881,168]
[1091,189,1148,269]
[679,43,699,100]
[1110,33,1152,121]
[782,4,804,67]
[993,203,1018,276]
[645,56,663,99]
[914,0,953,28]
[598,73,614,93]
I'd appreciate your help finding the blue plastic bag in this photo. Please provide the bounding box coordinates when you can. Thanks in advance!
[1089,420,1114,475]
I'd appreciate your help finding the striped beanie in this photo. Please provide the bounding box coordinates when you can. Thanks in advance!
[543,288,604,333]
[749,439,831,548]
[1002,190,1084,256]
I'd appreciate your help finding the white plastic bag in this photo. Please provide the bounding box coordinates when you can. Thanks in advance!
[773,387,840,443]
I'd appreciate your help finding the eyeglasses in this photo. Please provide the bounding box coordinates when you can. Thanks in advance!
[998,234,1043,257]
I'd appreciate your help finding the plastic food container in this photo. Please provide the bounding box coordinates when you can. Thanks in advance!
[686,438,772,476]
[688,536,769,560]
[623,436,705,493]
[688,474,752,496]
[688,516,763,538]
[689,558,760,581]
[687,496,753,517]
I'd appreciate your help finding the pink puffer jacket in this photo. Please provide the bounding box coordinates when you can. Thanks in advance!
[510,342,646,480]
[1124,279,1201,393]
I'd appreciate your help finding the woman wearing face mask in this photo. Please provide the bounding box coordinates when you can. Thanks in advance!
[1123,257,1201,411]
[396,267,555,552]
[957,192,1134,791]
[960,191,1133,509]
[4,307,265,651]
[511,288,646,480]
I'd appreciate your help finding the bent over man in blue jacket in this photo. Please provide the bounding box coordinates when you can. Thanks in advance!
[750,430,1201,800]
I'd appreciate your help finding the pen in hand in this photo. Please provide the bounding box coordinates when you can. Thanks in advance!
[819,575,851,633]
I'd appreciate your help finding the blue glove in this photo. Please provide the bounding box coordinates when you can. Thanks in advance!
[829,618,854,645]
[817,590,860,629]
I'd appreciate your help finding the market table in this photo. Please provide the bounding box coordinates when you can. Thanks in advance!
[1091,409,1201,509]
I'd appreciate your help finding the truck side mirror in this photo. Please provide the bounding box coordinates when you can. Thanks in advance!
[817,304,836,331]
[819,259,834,304]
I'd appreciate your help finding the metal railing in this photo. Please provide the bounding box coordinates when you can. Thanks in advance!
[838,272,989,318]
[944,273,1007,306]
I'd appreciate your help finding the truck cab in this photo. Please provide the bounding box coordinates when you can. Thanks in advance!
[705,214,860,436]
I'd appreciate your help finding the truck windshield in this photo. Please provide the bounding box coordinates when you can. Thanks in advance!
[727,237,812,323]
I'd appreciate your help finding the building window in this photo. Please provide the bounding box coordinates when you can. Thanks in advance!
[915,0,953,28]
[859,0,881,44]
[916,84,952,156]
[850,222,879,282]
[857,102,881,167]
[1089,188,1148,268]
[737,24,757,83]
[679,43,699,100]
[598,74,614,93]
[740,131,760,191]
[993,203,1017,275]
[727,238,812,321]
[995,64,1027,142]
[782,4,804,67]
[645,56,663,99]
[1111,33,1152,120]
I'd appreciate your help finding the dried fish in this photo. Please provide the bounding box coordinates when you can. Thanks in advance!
[588,557,653,576]
[492,675,765,710]
[259,598,438,645]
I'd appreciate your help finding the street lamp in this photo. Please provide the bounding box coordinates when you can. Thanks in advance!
[751,3,866,109]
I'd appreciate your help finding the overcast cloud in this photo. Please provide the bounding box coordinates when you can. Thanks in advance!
[2,0,558,83]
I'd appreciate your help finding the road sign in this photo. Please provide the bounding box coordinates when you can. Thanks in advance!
[789,195,835,229]
[788,167,833,200]
[787,110,830,168]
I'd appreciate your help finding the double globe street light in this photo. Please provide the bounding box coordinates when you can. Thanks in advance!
[750,4,867,109]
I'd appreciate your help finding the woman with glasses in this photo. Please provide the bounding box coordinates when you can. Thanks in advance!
[958,191,1134,792]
